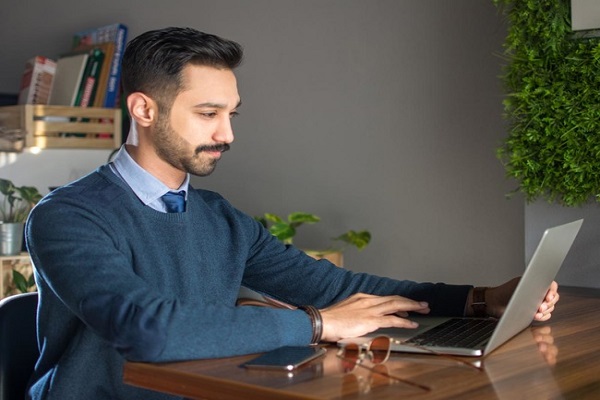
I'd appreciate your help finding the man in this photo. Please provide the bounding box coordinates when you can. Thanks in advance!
[25,27,558,399]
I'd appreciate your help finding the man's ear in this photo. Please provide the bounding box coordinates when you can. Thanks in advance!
[127,92,157,127]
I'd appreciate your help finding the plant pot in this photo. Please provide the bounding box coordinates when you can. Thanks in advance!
[0,222,25,256]
[304,250,343,267]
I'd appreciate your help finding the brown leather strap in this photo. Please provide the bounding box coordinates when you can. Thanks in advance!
[471,287,488,317]
[299,305,323,345]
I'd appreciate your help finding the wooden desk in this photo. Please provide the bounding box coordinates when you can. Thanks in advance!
[124,287,600,399]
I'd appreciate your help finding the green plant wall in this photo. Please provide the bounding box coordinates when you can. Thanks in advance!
[494,0,600,206]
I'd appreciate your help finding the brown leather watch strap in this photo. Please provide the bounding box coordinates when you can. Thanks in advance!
[471,286,488,317]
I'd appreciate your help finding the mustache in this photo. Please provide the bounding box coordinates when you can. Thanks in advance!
[195,143,231,154]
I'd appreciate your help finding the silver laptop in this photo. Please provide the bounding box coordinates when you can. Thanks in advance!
[340,219,583,357]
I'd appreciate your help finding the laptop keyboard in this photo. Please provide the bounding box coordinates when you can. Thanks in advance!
[404,318,497,349]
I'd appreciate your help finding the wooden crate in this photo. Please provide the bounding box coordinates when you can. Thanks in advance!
[0,105,121,150]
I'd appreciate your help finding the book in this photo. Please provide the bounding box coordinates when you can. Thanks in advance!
[47,53,89,106]
[65,43,114,108]
[72,23,128,108]
[74,48,105,108]
[17,56,57,105]
[92,43,115,107]
[57,47,106,137]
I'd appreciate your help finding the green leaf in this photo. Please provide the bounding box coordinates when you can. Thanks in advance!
[269,222,295,243]
[334,230,372,250]
[287,212,320,224]
[0,178,42,222]
[12,270,29,293]
[17,186,43,205]
[263,213,284,223]
[27,273,36,288]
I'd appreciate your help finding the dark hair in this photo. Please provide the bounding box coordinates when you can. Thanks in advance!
[121,27,243,107]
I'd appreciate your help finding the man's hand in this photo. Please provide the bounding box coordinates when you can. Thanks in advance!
[478,278,559,321]
[319,293,430,342]
[534,281,559,321]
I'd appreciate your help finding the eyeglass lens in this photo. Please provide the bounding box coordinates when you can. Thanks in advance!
[369,336,392,364]
[342,336,391,366]
[338,337,431,392]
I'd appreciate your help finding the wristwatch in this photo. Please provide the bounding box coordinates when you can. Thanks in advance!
[471,286,488,317]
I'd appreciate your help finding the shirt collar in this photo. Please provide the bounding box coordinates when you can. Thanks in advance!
[110,146,190,206]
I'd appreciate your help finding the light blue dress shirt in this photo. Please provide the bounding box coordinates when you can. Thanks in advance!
[109,145,189,213]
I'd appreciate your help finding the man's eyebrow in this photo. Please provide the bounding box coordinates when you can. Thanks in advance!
[194,100,242,109]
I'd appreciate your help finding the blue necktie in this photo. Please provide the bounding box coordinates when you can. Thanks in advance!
[162,191,186,213]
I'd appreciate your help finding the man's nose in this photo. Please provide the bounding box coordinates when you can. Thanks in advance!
[214,117,234,143]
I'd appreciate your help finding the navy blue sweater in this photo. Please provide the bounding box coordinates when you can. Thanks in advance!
[25,165,470,399]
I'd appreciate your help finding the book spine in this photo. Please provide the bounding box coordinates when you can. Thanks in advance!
[80,50,105,107]
[103,25,127,108]
[73,52,95,107]
[92,44,114,107]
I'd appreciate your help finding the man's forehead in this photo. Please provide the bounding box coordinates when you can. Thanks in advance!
[178,65,240,106]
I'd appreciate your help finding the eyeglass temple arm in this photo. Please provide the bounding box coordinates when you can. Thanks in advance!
[391,339,483,371]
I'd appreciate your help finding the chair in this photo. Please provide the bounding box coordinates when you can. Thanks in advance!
[0,292,39,400]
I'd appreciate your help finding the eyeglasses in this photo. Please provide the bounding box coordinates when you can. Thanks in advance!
[337,334,482,391]
[338,335,481,370]
[337,336,430,392]
[337,336,393,372]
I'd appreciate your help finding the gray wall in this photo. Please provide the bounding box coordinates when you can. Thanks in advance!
[0,1,526,286]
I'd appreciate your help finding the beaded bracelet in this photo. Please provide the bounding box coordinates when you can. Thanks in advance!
[299,305,323,345]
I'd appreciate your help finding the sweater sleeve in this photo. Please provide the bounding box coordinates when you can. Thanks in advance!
[240,217,471,317]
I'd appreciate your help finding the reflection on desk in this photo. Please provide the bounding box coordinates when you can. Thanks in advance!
[124,287,600,399]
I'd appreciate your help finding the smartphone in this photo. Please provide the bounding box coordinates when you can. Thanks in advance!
[241,346,326,371]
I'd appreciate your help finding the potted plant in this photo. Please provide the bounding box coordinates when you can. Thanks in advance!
[255,212,371,267]
[0,178,43,256]
[0,178,42,296]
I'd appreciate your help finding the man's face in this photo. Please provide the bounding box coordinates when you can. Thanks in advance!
[153,64,241,177]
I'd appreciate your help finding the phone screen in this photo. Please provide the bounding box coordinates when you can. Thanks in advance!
[241,346,326,371]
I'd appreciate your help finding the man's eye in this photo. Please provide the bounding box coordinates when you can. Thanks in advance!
[230,111,239,119]
[200,112,217,118]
